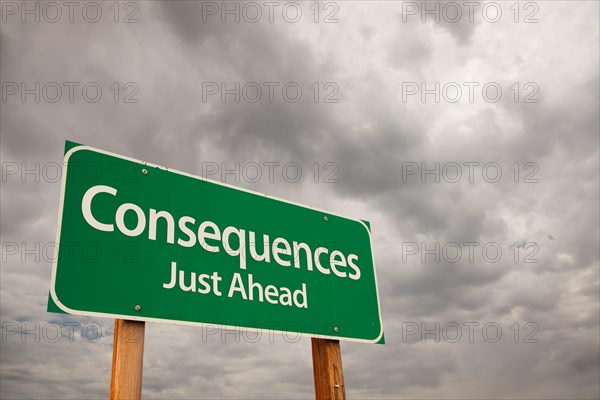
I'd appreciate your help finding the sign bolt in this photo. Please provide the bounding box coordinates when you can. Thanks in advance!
[135,305,141,311]
[142,169,148,175]
[334,326,339,333]
[324,216,328,222]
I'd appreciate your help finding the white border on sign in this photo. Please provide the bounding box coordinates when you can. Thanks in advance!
[50,144,384,344]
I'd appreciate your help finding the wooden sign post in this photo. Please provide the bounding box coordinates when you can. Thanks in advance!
[110,319,146,400]
[311,338,346,400]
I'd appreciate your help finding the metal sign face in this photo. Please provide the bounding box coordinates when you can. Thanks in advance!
[49,142,384,343]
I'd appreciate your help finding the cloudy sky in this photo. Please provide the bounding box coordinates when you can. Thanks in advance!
[1,0,599,398]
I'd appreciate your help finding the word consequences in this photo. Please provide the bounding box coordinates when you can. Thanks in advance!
[81,184,362,310]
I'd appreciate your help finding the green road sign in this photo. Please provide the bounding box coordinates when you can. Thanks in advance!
[49,141,384,343]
